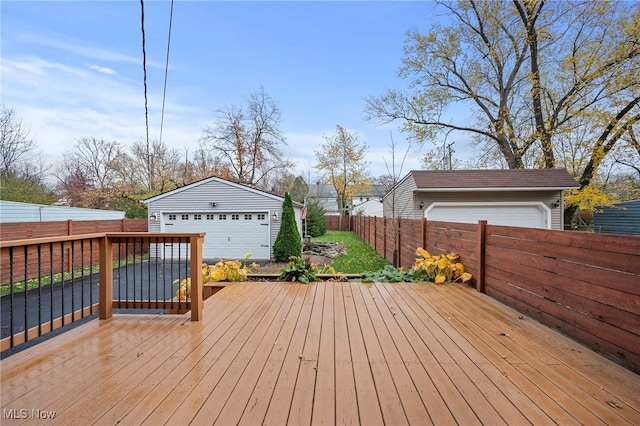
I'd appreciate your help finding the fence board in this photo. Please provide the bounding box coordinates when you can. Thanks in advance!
[0,219,146,284]
[488,225,640,275]
[486,237,639,297]
[484,277,640,374]
[484,254,639,336]
[354,215,640,374]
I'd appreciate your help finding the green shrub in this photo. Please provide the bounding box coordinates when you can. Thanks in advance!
[361,265,413,283]
[273,192,302,261]
[279,256,318,284]
[304,199,327,237]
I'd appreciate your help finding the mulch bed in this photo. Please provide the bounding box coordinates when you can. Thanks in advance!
[254,254,334,274]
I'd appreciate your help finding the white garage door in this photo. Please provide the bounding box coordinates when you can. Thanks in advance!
[163,212,271,259]
[425,202,550,229]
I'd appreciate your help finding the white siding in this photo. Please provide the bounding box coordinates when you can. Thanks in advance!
[144,177,302,259]
[0,201,125,223]
[414,191,565,230]
[383,176,417,219]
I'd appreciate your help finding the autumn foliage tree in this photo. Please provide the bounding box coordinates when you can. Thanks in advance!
[366,0,639,187]
[314,125,370,217]
[200,86,293,190]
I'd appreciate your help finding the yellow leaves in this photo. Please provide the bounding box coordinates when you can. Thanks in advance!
[416,247,431,259]
[564,186,619,212]
[205,258,253,283]
[174,254,257,300]
[412,247,472,284]
[174,277,191,300]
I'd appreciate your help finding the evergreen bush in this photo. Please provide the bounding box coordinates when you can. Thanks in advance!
[304,199,327,237]
[273,192,302,261]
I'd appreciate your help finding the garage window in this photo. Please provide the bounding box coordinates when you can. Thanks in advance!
[169,214,176,221]
[194,214,201,220]
[258,214,265,220]
[219,214,226,220]
[245,214,252,220]
[181,214,189,220]
[232,214,239,220]
[206,214,214,220]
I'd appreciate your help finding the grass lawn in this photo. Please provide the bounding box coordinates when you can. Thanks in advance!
[313,231,390,274]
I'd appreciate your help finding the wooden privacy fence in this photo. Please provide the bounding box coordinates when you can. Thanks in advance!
[352,215,640,374]
[0,219,147,284]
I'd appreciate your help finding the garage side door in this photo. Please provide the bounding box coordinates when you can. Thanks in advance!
[426,203,548,229]
[162,212,270,259]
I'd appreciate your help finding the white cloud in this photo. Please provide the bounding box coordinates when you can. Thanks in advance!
[19,32,164,68]
[87,64,116,75]
[3,56,88,78]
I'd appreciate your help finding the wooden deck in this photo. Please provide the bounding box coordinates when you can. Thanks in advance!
[2,281,639,425]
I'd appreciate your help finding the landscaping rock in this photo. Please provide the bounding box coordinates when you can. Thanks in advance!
[303,241,347,259]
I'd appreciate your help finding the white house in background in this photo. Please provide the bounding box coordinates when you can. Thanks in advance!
[308,184,340,215]
[308,183,387,217]
[385,169,580,230]
[143,176,302,260]
[0,200,125,223]
[351,185,386,217]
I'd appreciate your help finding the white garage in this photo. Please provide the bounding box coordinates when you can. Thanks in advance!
[384,169,580,230]
[163,212,271,259]
[425,202,550,229]
[143,176,303,260]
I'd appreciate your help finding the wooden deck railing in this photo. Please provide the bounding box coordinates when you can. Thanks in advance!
[1,232,204,353]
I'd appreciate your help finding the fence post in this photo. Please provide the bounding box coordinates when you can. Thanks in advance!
[373,217,376,250]
[396,218,402,268]
[190,233,204,321]
[477,220,487,293]
[99,235,113,320]
[422,217,427,249]
[383,217,387,262]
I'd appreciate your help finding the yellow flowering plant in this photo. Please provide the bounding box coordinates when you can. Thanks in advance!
[174,253,259,300]
[411,247,472,284]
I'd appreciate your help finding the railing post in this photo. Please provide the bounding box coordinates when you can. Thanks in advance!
[189,233,204,321]
[477,220,487,293]
[99,235,113,320]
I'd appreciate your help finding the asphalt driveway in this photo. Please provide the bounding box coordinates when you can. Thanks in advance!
[1,260,191,345]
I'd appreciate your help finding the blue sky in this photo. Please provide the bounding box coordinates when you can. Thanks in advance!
[2,0,462,181]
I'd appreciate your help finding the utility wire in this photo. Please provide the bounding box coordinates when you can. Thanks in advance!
[159,0,174,145]
[140,0,151,189]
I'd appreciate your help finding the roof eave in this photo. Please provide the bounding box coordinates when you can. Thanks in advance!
[415,186,579,192]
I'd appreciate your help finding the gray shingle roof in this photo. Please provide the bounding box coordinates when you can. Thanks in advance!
[410,169,580,190]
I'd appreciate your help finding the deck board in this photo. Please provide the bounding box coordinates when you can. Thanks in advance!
[2,281,639,425]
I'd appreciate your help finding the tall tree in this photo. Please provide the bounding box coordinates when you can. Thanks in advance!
[121,139,183,195]
[0,106,38,173]
[200,86,293,189]
[314,125,370,214]
[189,145,235,181]
[55,137,122,208]
[289,176,309,203]
[365,0,639,179]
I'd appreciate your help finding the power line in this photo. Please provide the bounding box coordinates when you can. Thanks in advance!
[159,0,174,145]
[140,0,150,188]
